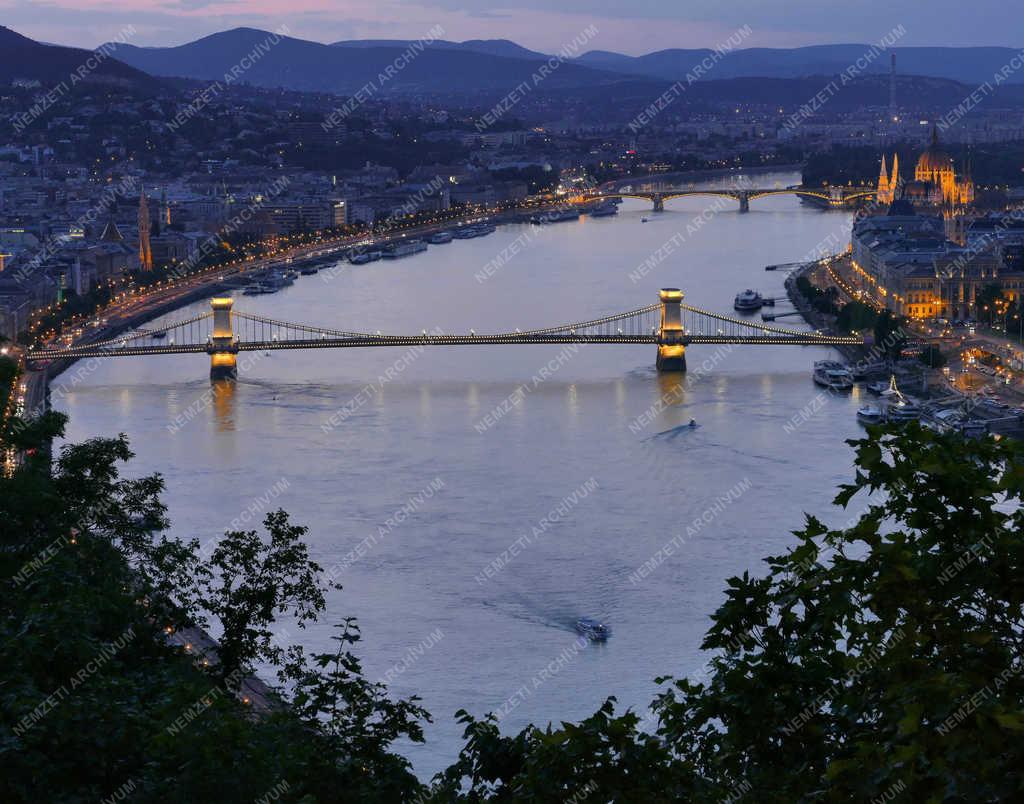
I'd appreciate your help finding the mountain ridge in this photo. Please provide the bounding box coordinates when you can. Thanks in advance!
[0,25,157,90]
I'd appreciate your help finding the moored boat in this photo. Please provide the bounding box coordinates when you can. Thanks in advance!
[856,404,885,424]
[734,289,764,312]
[428,231,453,244]
[382,240,428,259]
[813,360,854,390]
[887,398,922,422]
[589,202,618,217]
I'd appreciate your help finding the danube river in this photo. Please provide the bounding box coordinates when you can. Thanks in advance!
[59,171,868,777]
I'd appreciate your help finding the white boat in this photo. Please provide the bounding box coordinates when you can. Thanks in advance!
[888,399,922,422]
[866,380,889,395]
[856,404,885,424]
[349,252,371,265]
[734,289,764,312]
[382,240,428,259]
[428,231,453,244]
[813,360,854,390]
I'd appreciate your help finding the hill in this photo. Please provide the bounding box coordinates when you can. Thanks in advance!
[0,25,156,90]
[103,28,623,95]
[576,44,1024,85]
[330,37,548,61]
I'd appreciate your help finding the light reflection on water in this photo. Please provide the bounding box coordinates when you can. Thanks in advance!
[59,172,868,778]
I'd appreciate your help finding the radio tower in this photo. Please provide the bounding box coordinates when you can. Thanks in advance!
[889,53,897,123]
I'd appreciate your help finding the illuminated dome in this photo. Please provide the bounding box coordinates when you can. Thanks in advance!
[916,126,954,176]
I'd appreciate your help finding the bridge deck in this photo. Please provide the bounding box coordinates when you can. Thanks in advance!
[29,332,862,360]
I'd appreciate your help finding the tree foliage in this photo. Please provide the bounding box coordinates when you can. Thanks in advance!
[4,420,1024,801]
[1,432,428,801]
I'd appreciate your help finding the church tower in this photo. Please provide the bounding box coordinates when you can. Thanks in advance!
[138,185,153,271]
[877,155,891,203]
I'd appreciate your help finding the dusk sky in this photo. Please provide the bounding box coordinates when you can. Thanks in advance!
[3,0,1022,54]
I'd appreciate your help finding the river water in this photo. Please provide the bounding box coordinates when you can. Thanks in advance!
[58,171,869,777]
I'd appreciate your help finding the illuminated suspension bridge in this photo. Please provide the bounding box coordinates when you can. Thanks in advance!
[27,289,865,379]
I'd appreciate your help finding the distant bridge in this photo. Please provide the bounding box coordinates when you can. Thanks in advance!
[590,185,876,212]
[28,290,864,379]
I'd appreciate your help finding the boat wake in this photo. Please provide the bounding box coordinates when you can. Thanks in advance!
[647,422,700,440]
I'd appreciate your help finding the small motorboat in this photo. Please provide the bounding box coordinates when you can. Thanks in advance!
[866,380,889,395]
[856,404,884,424]
[575,618,610,641]
[641,217,650,223]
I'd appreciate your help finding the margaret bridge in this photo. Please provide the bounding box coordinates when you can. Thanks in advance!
[28,290,865,379]
[590,185,876,212]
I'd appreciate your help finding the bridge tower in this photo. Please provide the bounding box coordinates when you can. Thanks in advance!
[738,192,750,213]
[656,288,687,372]
[208,297,239,380]
[652,193,665,212]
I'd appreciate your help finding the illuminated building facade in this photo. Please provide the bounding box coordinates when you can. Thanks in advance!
[875,128,974,208]
[852,211,1024,320]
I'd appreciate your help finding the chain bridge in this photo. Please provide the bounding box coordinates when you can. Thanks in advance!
[28,290,864,379]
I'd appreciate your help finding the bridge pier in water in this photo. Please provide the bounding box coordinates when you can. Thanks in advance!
[208,297,239,380]
[652,193,665,212]
[656,288,687,372]
[737,192,750,213]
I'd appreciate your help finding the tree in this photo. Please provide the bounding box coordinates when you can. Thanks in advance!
[873,309,908,361]
[2,434,430,801]
[835,299,877,333]
[919,343,947,368]
[200,509,331,687]
[278,620,431,798]
[975,282,1005,324]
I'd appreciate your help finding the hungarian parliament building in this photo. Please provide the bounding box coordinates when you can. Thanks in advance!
[876,128,974,208]
[852,131,1024,322]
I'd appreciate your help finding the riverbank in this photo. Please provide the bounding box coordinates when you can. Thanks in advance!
[22,201,569,410]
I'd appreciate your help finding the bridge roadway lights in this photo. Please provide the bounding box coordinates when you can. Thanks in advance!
[209,297,239,380]
[656,288,687,372]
